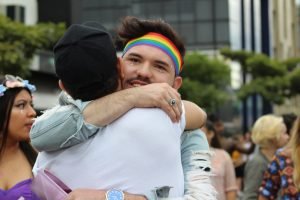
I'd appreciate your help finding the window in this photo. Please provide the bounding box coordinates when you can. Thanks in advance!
[215,0,229,19]
[179,0,195,21]
[196,0,212,20]
[6,5,25,22]
[196,22,213,43]
[216,21,229,42]
[163,1,178,22]
[180,22,196,44]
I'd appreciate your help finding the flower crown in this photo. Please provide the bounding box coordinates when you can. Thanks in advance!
[0,74,36,97]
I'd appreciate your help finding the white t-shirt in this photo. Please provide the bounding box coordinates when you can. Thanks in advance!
[33,107,186,197]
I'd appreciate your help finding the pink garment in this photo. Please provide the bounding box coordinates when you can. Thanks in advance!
[210,148,237,200]
[31,169,71,200]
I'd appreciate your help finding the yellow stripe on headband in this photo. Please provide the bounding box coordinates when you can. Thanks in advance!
[122,32,183,75]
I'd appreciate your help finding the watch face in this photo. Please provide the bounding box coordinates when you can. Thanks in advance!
[106,189,124,200]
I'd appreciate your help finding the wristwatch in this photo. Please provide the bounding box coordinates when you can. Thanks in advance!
[106,189,124,200]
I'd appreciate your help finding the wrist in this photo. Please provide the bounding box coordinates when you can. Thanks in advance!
[125,193,148,200]
[123,87,140,109]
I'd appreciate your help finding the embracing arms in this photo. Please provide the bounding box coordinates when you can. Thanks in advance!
[30,83,206,151]
[83,83,183,126]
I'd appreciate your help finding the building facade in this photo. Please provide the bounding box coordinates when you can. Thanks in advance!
[38,0,242,53]
[0,0,37,24]
[273,0,300,116]
[1,0,299,117]
[270,0,298,60]
[0,0,60,111]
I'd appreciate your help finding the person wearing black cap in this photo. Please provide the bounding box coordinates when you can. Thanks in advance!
[30,20,213,200]
[54,22,119,102]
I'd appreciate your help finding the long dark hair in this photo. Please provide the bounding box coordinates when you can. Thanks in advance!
[0,87,37,167]
[205,120,222,149]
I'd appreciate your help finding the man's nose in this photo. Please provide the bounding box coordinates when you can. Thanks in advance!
[136,63,152,78]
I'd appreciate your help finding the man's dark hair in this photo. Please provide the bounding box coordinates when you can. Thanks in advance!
[116,16,185,59]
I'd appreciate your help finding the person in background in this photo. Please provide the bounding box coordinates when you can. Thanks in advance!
[258,117,300,199]
[242,114,290,200]
[208,114,225,136]
[282,113,297,136]
[231,131,255,194]
[208,113,232,152]
[0,74,39,200]
[202,120,238,200]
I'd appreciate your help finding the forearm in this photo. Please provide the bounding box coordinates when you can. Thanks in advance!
[183,100,207,130]
[83,83,182,126]
[83,88,137,126]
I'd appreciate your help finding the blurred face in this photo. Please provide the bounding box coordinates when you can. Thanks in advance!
[121,45,182,89]
[201,126,214,145]
[277,123,289,148]
[8,90,36,142]
[214,120,224,135]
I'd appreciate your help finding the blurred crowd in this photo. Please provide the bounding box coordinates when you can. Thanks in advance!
[204,113,300,200]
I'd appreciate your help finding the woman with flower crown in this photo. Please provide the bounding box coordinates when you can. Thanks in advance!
[0,74,40,199]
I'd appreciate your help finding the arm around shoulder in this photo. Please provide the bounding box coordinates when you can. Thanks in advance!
[83,83,183,126]
[183,100,207,130]
[30,100,100,152]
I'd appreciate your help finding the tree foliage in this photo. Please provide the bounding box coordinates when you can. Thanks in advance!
[282,57,300,71]
[179,52,231,112]
[237,77,289,104]
[221,48,300,105]
[246,54,287,78]
[0,15,65,77]
[289,67,300,94]
[220,48,253,70]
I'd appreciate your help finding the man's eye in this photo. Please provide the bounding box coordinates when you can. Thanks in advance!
[129,58,140,63]
[155,65,167,71]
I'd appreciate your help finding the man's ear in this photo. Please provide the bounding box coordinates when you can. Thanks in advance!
[58,80,65,91]
[117,57,125,89]
[117,57,124,79]
[173,76,182,90]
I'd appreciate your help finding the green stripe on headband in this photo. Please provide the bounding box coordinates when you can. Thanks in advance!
[122,32,183,75]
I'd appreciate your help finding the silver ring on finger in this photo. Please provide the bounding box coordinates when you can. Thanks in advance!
[168,98,176,106]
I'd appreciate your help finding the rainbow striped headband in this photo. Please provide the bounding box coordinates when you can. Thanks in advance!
[122,32,183,76]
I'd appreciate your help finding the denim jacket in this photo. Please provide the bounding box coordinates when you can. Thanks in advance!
[30,92,216,200]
